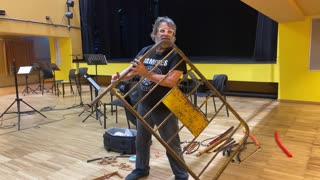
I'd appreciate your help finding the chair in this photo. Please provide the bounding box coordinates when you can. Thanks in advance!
[77,67,88,80]
[40,68,54,95]
[56,69,76,97]
[75,67,88,93]
[194,74,229,117]
[179,74,195,102]
[103,81,138,129]
[103,96,134,129]
[68,67,89,98]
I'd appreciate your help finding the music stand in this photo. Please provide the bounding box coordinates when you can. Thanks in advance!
[1,61,47,130]
[33,61,51,92]
[18,66,37,95]
[32,62,42,92]
[84,54,108,81]
[81,75,103,125]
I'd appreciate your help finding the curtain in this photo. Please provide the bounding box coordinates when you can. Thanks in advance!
[0,40,8,76]
[253,13,278,62]
[83,0,152,59]
[5,39,35,75]
[79,0,95,55]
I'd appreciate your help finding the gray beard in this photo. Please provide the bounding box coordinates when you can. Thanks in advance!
[155,38,173,53]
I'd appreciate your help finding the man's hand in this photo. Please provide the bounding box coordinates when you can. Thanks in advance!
[131,59,148,77]
[111,72,120,83]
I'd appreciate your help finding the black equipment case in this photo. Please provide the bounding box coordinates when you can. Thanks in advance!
[103,127,137,154]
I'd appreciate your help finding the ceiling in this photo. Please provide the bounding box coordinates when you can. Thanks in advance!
[241,0,320,23]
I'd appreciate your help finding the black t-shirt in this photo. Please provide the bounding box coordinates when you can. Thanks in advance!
[134,45,187,107]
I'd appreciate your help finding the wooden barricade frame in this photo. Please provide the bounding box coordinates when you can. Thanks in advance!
[86,40,250,180]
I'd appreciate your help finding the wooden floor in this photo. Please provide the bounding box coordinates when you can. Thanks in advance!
[0,84,320,180]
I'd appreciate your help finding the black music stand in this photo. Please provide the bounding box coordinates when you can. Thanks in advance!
[33,61,51,92]
[19,66,37,95]
[81,75,103,125]
[32,62,42,92]
[1,61,47,130]
[84,54,108,81]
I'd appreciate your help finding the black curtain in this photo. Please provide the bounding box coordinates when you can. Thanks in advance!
[91,0,153,60]
[253,13,278,62]
[79,0,278,62]
[79,0,95,54]
[157,0,258,59]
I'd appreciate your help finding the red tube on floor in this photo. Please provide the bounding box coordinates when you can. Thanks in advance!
[275,130,293,158]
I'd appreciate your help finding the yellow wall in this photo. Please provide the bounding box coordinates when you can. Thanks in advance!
[86,62,278,83]
[278,17,320,102]
[0,0,82,82]
[49,37,73,80]
[193,63,278,82]
[0,0,81,36]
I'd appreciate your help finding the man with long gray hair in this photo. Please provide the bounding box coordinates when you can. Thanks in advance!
[111,16,189,180]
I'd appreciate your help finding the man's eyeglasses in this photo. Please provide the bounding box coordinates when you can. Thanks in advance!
[158,28,175,35]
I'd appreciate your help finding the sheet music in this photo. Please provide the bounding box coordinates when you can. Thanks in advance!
[17,66,33,75]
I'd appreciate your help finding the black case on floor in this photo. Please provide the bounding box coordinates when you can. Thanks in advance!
[103,127,137,154]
